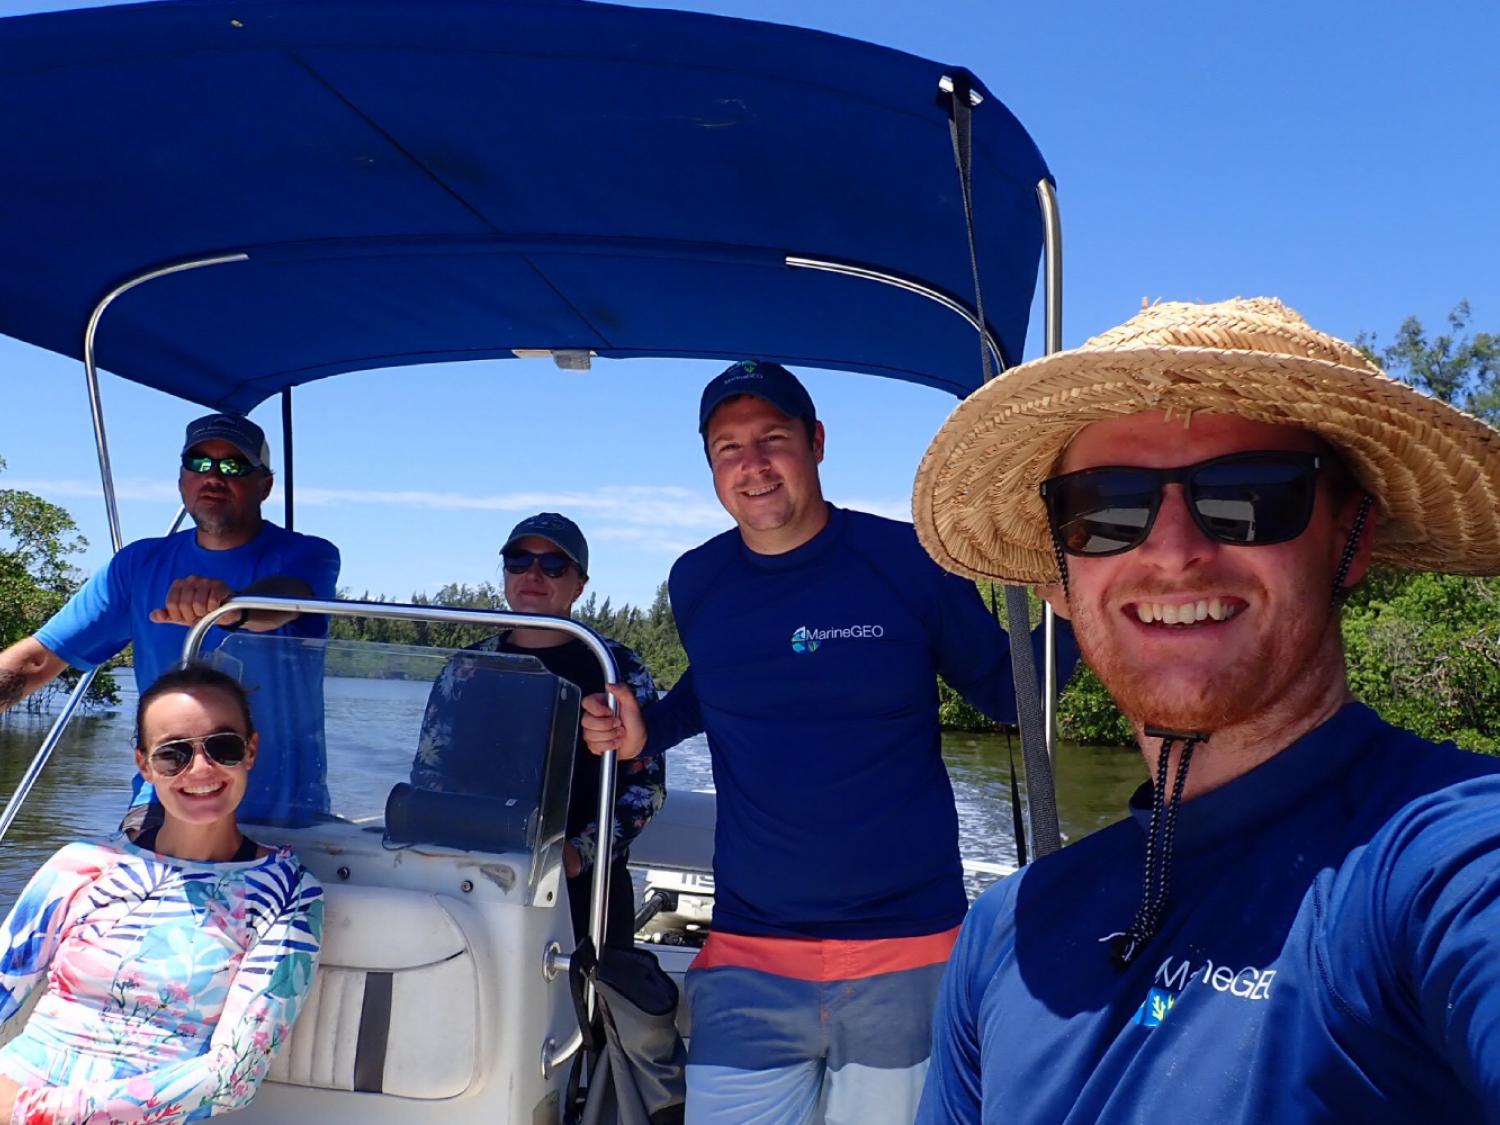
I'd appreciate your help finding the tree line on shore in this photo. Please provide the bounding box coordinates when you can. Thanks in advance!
[4,305,1496,750]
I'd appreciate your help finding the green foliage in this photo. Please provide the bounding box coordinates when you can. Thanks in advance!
[1358,300,1500,423]
[0,457,118,709]
[576,582,687,688]
[1055,665,1134,746]
[1342,570,1500,753]
[327,579,689,688]
[328,582,507,651]
[937,582,1134,744]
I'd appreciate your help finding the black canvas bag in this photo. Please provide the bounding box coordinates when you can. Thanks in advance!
[567,939,686,1125]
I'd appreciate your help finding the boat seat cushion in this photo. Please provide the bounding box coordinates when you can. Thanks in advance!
[268,885,481,1099]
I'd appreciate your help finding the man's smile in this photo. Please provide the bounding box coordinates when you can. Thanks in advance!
[1124,596,1248,626]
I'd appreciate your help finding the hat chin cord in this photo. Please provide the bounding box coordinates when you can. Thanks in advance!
[1109,729,1204,969]
[1331,495,1374,604]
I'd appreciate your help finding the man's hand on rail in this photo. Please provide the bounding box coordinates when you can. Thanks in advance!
[148,575,316,632]
[580,684,647,761]
[149,576,243,629]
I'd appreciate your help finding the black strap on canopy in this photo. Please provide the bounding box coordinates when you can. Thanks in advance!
[946,70,1061,861]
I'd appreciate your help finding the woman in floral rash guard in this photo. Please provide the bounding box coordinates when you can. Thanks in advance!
[0,664,323,1124]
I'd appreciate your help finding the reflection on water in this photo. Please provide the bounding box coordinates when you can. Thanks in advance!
[0,671,1146,913]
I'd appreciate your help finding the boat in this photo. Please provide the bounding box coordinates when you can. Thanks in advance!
[0,1,1061,1119]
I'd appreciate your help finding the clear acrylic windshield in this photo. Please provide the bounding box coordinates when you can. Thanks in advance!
[204,633,580,896]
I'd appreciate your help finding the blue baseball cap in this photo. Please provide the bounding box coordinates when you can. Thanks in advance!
[698,360,817,436]
[502,512,589,577]
[181,413,271,471]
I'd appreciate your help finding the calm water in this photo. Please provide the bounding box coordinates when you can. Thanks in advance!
[0,670,1147,911]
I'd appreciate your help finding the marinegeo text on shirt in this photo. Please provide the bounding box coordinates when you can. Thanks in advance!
[789,622,885,653]
[1131,949,1277,1028]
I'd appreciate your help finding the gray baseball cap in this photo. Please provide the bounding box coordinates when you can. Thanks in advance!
[501,512,588,576]
[181,413,271,471]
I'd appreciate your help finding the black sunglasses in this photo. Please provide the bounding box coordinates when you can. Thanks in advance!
[1041,452,1323,557]
[502,549,575,579]
[146,732,250,776]
[182,452,259,478]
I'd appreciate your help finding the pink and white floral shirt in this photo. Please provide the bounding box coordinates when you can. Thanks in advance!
[0,837,322,1124]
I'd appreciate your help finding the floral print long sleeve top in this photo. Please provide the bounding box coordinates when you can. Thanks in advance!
[0,838,323,1125]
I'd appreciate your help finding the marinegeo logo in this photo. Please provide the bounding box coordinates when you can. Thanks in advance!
[789,623,885,654]
[723,360,764,384]
[1130,952,1277,1029]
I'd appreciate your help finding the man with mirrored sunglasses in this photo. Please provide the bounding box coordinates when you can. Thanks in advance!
[413,512,663,950]
[0,412,340,822]
[912,297,1500,1123]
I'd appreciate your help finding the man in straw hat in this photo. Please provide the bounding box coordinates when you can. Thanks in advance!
[911,297,1500,1121]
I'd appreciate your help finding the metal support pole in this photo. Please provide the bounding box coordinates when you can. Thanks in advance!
[1036,180,1063,762]
[280,388,295,531]
[83,253,250,554]
[0,256,249,844]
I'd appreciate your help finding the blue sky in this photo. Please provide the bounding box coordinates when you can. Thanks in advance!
[3,0,1497,609]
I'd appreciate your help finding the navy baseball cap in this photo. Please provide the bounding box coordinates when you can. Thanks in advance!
[502,512,589,577]
[698,360,817,436]
[181,413,271,471]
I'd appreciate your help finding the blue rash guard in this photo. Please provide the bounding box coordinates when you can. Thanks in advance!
[918,703,1500,1123]
[644,505,1078,941]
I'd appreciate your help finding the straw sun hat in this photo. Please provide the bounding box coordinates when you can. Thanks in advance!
[913,297,1500,586]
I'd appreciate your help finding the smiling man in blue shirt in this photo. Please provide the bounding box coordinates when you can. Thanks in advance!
[911,297,1500,1123]
[581,361,1076,1124]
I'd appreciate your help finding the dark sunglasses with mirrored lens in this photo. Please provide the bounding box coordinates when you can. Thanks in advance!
[181,452,259,478]
[146,732,250,776]
[1041,452,1323,557]
[502,549,575,578]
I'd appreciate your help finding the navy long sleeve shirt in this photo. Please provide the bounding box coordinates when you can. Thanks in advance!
[643,505,1077,940]
[919,703,1500,1123]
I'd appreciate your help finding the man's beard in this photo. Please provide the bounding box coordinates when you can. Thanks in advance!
[189,503,241,538]
[1071,598,1339,735]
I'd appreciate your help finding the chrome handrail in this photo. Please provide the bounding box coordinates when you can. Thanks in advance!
[179,596,618,1076]
[1037,178,1063,762]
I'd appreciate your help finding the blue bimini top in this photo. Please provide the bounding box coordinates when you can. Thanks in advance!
[0,0,1051,412]
[918,702,1500,1124]
[644,505,1077,941]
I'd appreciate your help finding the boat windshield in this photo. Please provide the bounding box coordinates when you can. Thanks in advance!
[203,630,580,900]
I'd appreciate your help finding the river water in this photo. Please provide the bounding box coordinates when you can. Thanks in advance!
[0,670,1147,912]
